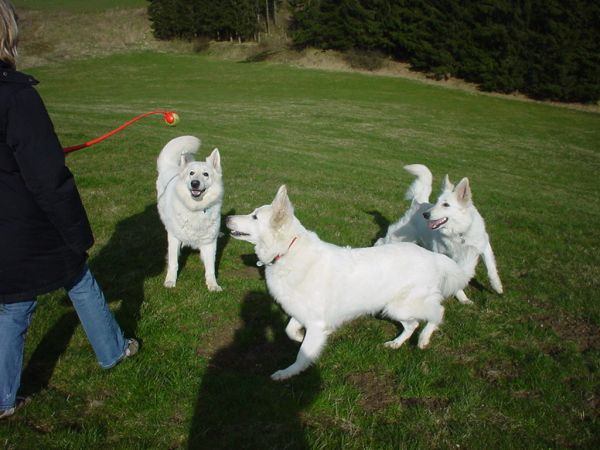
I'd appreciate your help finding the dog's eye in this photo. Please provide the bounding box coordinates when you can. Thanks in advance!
[442,202,450,207]
[203,172,209,177]
[252,214,258,220]
[189,171,195,176]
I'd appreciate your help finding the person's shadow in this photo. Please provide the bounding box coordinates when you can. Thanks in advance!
[188,291,321,449]
[21,204,231,396]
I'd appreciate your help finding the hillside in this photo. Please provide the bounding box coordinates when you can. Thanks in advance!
[14,2,599,113]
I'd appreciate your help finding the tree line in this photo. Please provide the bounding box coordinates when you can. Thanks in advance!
[148,0,599,102]
[147,0,282,42]
[288,0,599,103]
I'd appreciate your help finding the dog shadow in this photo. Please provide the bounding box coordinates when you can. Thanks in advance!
[188,291,321,449]
[21,204,233,396]
[240,253,265,279]
[365,210,391,245]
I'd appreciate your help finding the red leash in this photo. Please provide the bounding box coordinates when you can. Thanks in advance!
[63,110,179,154]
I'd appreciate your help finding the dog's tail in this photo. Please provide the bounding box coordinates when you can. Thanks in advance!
[439,246,479,299]
[404,164,432,204]
[157,135,201,174]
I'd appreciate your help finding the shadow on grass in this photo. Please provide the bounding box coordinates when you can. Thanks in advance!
[365,210,391,245]
[21,204,233,396]
[240,253,265,279]
[188,291,321,449]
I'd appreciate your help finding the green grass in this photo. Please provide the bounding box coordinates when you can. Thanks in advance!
[13,0,146,12]
[0,52,598,449]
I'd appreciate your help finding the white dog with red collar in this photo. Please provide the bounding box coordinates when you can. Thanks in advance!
[227,185,476,380]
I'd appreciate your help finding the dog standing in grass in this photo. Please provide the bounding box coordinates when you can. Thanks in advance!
[375,164,502,303]
[156,136,223,292]
[227,186,476,380]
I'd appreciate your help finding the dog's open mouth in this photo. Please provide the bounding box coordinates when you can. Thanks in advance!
[190,188,206,198]
[230,231,250,237]
[428,217,448,230]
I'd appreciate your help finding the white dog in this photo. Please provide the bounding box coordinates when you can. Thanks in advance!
[226,186,476,380]
[375,164,502,303]
[156,136,223,292]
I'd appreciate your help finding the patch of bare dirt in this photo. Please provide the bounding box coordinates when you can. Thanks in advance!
[346,371,398,413]
[527,297,600,353]
[300,412,361,436]
[346,370,450,413]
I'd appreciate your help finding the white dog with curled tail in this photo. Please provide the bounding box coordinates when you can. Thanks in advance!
[227,185,476,380]
[156,136,223,292]
[375,164,503,303]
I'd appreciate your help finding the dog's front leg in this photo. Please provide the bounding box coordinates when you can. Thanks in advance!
[164,233,181,288]
[199,241,222,292]
[455,289,473,304]
[482,242,503,294]
[285,317,305,342]
[271,326,328,381]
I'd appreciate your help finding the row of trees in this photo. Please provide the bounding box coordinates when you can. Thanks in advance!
[288,0,599,102]
[148,0,282,42]
[148,1,599,102]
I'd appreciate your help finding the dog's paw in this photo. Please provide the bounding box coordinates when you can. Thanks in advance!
[271,369,294,381]
[384,340,403,349]
[455,290,472,304]
[207,283,223,292]
[417,341,430,350]
[287,330,305,343]
[164,279,176,288]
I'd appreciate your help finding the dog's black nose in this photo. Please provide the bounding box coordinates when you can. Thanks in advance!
[191,180,200,189]
[423,211,430,220]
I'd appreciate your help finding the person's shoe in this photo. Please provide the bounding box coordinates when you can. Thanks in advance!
[0,396,29,420]
[0,407,15,419]
[124,338,139,358]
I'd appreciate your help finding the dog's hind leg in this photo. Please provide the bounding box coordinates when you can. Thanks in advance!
[200,240,222,292]
[417,299,444,349]
[417,322,439,349]
[384,320,419,349]
[164,233,181,288]
[285,317,305,343]
[271,326,329,381]
[482,242,503,294]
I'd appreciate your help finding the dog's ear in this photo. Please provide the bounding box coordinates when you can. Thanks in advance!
[207,148,221,173]
[454,177,472,205]
[271,185,293,229]
[442,174,454,191]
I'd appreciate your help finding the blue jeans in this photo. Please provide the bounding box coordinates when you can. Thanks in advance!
[0,265,127,410]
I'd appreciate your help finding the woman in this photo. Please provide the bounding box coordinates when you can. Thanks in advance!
[0,0,137,419]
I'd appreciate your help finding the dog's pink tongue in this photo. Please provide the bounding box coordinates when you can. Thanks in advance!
[428,218,444,229]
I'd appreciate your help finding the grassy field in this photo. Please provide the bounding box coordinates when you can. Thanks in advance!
[0,51,598,448]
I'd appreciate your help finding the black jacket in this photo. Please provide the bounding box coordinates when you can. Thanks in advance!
[0,60,94,302]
